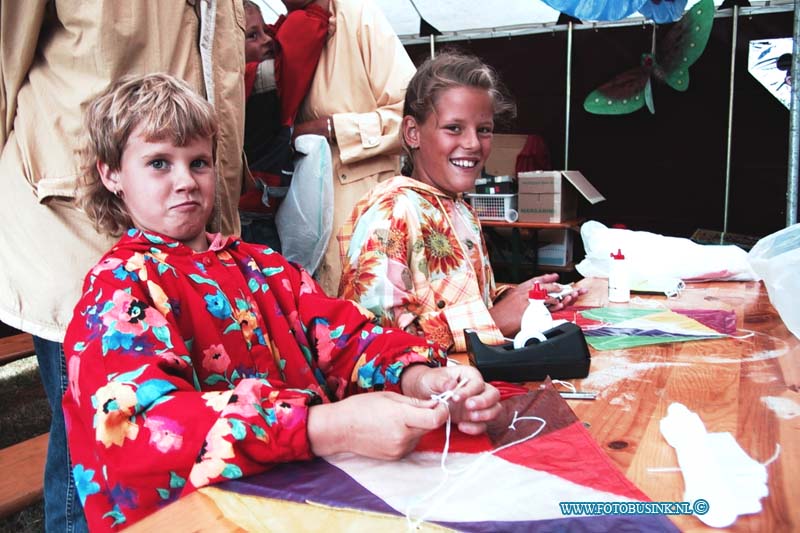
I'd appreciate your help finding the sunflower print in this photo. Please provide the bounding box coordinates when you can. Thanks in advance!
[340,252,381,300]
[420,212,464,275]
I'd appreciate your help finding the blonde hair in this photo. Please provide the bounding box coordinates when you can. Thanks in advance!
[402,52,516,174]
[79,73,219,237]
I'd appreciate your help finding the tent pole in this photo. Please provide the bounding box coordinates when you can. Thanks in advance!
[788,0,800,226]
[565,21,573,170]
[430,35,435,58]
[722,5,739,241]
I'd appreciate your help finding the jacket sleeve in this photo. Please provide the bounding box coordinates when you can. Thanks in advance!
[62,267,320,531]
[289,263,447,397]
[273,4,329,126]
[332,1,415,166]
[339,195,504,353]
[0,1,47,146]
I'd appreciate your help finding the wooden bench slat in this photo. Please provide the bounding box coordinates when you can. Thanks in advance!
[0,433,48,519]
[0,333,36,365]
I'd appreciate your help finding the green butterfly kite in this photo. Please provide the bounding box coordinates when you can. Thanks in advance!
[584,0,715,115]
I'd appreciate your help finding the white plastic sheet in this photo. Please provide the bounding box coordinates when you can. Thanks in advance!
[275,134,333,275]
[575,220,758,283]
[748,223,800,339]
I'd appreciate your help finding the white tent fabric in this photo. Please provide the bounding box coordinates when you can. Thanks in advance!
[252,0,787,42]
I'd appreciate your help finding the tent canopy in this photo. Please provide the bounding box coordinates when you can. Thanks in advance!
[254,0,789,43]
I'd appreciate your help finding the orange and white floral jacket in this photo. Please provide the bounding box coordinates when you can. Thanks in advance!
[338,176,506,352]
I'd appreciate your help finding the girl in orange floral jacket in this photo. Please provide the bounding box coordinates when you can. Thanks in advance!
[338,53,584,353]
[63,73,501,531]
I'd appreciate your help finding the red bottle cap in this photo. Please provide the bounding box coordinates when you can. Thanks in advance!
[610,248,625,260]
[528,282,548,300]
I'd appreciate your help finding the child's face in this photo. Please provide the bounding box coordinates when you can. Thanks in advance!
[99,127,216,252]
[245,7,274,63]
[404,86,494,197]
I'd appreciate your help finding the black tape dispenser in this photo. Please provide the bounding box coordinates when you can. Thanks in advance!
[464,322,591,382]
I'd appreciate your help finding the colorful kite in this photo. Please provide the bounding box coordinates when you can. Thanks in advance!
[215,385,679,531]
[583,0,715,115]
[552,306,736,351]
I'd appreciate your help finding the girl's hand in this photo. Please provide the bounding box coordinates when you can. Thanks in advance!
[401,365,501,435]
[307,392,447,460]
[490,273,586,336]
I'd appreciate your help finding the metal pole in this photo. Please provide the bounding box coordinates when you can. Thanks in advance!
[565,21,573,170]
[788,0,800,226]
[430,35,435,59]
[722,5,739,241]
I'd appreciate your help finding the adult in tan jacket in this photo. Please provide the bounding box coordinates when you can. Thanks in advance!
[292,0,416,296]
[0,2,245,530]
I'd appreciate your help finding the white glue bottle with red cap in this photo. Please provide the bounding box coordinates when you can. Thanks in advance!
[608,248,630,303]
[513,282,552,349]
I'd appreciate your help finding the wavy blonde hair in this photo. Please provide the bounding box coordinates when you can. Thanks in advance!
[78,73,219,237]
[401,51,516,175]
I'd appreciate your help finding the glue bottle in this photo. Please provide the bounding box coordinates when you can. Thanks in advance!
[608,248,630,303]
[513,283,552,349]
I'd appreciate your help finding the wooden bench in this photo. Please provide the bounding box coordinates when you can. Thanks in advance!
[0,333,36,365]
[0,332,46,518]
[0,433,48,519]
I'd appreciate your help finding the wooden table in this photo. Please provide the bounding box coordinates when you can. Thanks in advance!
[129,278,799,532]
[564,278,799,533]
[479,218,582,282]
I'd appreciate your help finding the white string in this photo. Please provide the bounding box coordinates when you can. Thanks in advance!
[762,443,781,467]
[647,466,682,473]
[729,329,756,340]
[405,382,547,531]
[551,379,576,393]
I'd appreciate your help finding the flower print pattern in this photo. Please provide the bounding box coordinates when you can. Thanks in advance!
[339,176,504,352]
[340,253,380,301]
[144,416,185,453]
[68,355,81,407]
[189,419,236,487]
[221,379,264,419]
[73,464,101,505]
[92,381,140,447]
[420,211,464,276]
[62,228,445,530]
[102,289,168,335]
[204,290,232,319]
[203,390,234,412]
[202,344,231,375]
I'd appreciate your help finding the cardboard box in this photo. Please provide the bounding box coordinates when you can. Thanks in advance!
[484,134,527,177]
[536,229,573,267]
[517,170,605,223]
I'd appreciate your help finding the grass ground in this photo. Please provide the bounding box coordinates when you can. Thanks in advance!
[0,356,49,532]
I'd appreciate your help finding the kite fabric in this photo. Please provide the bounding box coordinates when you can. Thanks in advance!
[217,384,679,532]
[551,306,736,351]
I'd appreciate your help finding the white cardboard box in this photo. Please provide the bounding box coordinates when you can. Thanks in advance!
[517,170,605,223]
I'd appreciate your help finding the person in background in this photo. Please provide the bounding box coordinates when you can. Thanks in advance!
[64,73,501,531]
[338,52,584,353]
[238,0,330,250]
[0,3,245,531]
[290,0,417,295]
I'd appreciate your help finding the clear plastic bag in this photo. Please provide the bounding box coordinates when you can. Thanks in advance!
[275,134,333,275]
[748,223,800,339]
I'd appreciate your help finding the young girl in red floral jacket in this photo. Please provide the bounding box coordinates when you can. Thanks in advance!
[64,73,500,531]
[238,0,330,250]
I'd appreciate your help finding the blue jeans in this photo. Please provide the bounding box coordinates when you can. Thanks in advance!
[34,336,88,533]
